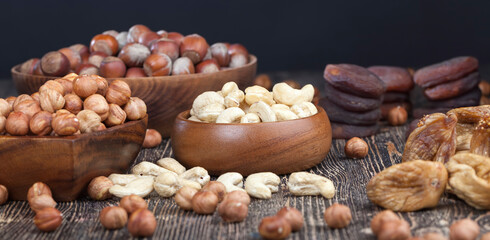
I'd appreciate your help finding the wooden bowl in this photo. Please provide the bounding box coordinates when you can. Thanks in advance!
[171,107,332,176]
[11,55,257,137]
[0,116,147,201]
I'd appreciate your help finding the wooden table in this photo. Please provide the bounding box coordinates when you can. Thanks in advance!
[0,74,488,240]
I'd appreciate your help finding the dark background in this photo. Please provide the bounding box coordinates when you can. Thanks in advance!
[1,0,489,79]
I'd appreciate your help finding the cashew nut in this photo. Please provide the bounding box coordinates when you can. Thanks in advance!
[109,177,154,198]
[291,102,318,118]
[216,107,245,123]
[108,174,153,186]
[273,83,314,106]
[179,167,210,186]
[221,82,239,97]
[239,102,251,113]
[196,103,226,122]
[287,172,335,198]
[191,91,225,122]
[249,101,277,122]
[244,86,275,106]
[244,172,280,199]
[157,157,186,175]
[224,90,245,108]
[188,116,202,122]
[240,113,261,123]
[217,172,246,192]
[132,161,174,177]
[154,172,181,197]
[271,104,299,121]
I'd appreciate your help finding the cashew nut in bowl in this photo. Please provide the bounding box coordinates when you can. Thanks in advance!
[188,116,202,122]
[180,167,210,186]
[224,90,245,108]
[192,91,225,110]
[271,104,299,121]
[244,172,281,199]
[249,101,277,122]
[109,177,154,198]
[217,172,246,192]
[271,104,290,112]
[132,161,175,177]
[157,157,186,175]
[154,172,181,197]
[195,103,226,122]
[244,86,275,106]
[287,172,335,198]
[239,102,251,114]
[273,83,314,106]
[291,102,318,118]
[216,107,246,123]
[240,113,261,123]
[221,82,239,97]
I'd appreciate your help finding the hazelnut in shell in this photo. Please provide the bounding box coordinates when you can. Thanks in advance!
[5,112,29,136]
[276,206,304,232]
[29,111,53,136]
[120,195,148,214]
[138,31,160,47]
[87,176,113,200]
[88,51,108,68]
[218,200,248,222]
[90,34,119,56]
[127,24,151,44]
[210,43,230,67]
[19,58,40,74]
[58,47,82,71]
[83,94,109,121]
[151,39,179,61]
[172,57,195,75]
[192,191,219,214]
[229,53,248,68]
[118,43,151,68]
[142,129,162,148]
[105,104,127,127]
[116,31,128,50]
[63,94,83,114]
[228,43,249,56]
[73,75,98,98]
[0,185,8,205]
[52,112,80,136]
[99,206,128,229]
[196,59,220,74]
[143,53,172,76]
[345,137,369,158]
[324,203,352,229]
[124,97,147,120]
[127,208,157,237]
[180,34,209,64]
[167,32,184,46]
[105,80,131,106]
[77,63,99,76]
[99,56,126,78]
[69,44,90,63]
[258,216,292,240]
[34,207,62,232]
[40,51,70,77]
[125,67,147,78]
[174,186,198,211]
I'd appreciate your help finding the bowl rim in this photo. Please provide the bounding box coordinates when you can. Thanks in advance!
[176,106,326,125]
[11,55,257,81]
[0,115,148,140]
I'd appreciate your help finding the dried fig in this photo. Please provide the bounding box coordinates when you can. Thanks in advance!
[414,56,478,88]
[412,108,452,119]
[402,113,457,163]
[324,64,386,98]
[323,83,382,112]
[367,160,448,211]
[469,117,490,157]
[447,152,490,209]
[448,105,490,124]
[320,98,381,125]
[368,66,414,92]
[331,122,379,139]
[455,123,475,151]
[424,72,480,100]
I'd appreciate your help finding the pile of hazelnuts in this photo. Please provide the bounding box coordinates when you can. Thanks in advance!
[0,73,147,136]
[19,24,250,78]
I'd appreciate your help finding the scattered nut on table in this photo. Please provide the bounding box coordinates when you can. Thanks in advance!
[34,207,63,232]
[157,157,186,175]
[217,172,245,193]
[370,210,400,236]
[127,208,157,237]
[192,191,219,214]
[179,167,210,187]
[449,218,479,240]
[153,172,181,197]
[132,161,175,176]
[345,137,369,158]
[202,181,227,202]
[142,129,162,148]
[287,172,335,198]
[222,190,251,206]
[276,206,304,232]
[244,172,280,199]
[218,199,249,222]
[120,195,148,213]
[324,203,352,229]
[87,176,114,200]
[258,215,292,240]
[99,206,128,230]
[174,186,198,211]
[109,177,154,198]
[0,185,8,205]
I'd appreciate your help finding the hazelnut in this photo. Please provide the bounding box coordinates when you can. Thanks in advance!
[29,194,57,212]
[93,75,109,95]
[52,112,80,136]
[377,219,412,240]
[124,97,147,120]
[344,137,369,158]
[58,47,82,71]
[0,116,6,134]
[5,112,29,135]
[323,203,352,229]
[229,52,248,68]
[116,31,128,50]
[99,206,127,229]
[120,195,148,213]
[0,185,8,205]
[34,207,62,232]
[63,71,79,82]
[77,110,102,133]
[6,96,17,110]
[167,32,184,46]
[90,34,119,56]
[218,200,248,222]
[202,181,227,202]
[127,24,151,44]
[172,57,195,75]
[481,233,490,240]
[39,89,65,113]
[258,216,292,240]
[19,58,40,74]
[228,43,249,56]
[77,63,99,76]
[276,206,304,232]
[40,51,70,77]
[13,99,41,119]
[388,106,408,126]
[222,190,251,206]
[27,182,53,201]
[142,129,162,148]
[31,92,40,103]
[0,98,11,117]
[174,186,198,210]
[138,31,161,47]
[73,75,98,98]
[143,53,172,76]
[196,59,220,74]
[151,39,179,61]
[127,208,157,237]
[105,104,127,126]
[479,81,490,96]
[87,176,113,200]
[156,30,167,37]
[99,56,127,78]
[88,51,109,68]
[13,94,33,109]
[29,111,53,136]
[254,74,273,90]
[118,43,151,68]
[126,67,147,78]
[449,219,479,240]
[63,94,83,114]
[422,232,446,240]
[191,191,219,214]
[69,44,90,63]
[180,34,209,64]
[105,80,131,106]
[210,43,230,67]
[55,78,73,95]
[283,80,301,89]
[102,30,118,37]
[83,94,109,121]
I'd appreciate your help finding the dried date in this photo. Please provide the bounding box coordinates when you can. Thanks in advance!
[414,56,478,88]
[324,64,386,98]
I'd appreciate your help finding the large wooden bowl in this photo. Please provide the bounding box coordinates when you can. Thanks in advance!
[11,55,257,137]
[0,116,147,201]
[171,107,332,176]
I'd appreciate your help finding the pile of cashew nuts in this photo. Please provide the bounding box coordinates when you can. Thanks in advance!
[188,81,318,123]
[107,158,335,201]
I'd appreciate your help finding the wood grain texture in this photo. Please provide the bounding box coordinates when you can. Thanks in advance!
[11,56,257,138]
[171,107,332,176]
[0,116,147,201]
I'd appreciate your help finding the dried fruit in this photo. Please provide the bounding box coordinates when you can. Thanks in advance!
[424,72,480,100]
[402,113,457,163]
[382,92,409,103]
[331,122,379,139]
[323,82,382,112]
[324,64,386,98]
[368,66,414,92]
[426,87,481,109]
[469,117,490,157]
[366,160,448,211]
[447,105,490,124]
[414,56,478,88]
[319,98,381,125]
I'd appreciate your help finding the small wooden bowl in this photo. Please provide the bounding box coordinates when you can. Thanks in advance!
[171,107,332,176]
[0,116,147,201]
[11,55,257,137]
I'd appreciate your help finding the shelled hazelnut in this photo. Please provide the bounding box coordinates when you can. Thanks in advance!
[55,79,73,95]
[34,207,62,232]
[218,200,248,222]
[120,195,148,213]
[127,208,156,237]
[83,94,109,121]
[39,80,65,95]
[0,116,6,134]
[13,94,34,109]
[29,111,53,136]
[449,219,479,240]
[174,186,198,210]
[388,106,408,126]
[105,104,126,126]
[276,207,304,232]
[324,203,352,229]
[73,75,98,98]
[88,176,114,200]
[142,129,162,148]
[5,96,16,111]
[39,89,65,113]
[100,56,126,78]
[77,110,102,133]
[344,137,369,158]
[254,74,273,90]
[202,181,226,202]
[29,194,57,212]
[105,80,131,106]
[0,98,11,117]
[40,51,70,77]
[124,97,147,120]
[14,99,41,119]
[100,206,127,229]
[31,92,40,103]
[5,112,29,135]
[52,111,79,136]
[258,216,292,240]
[27,182,52,202]
[63,94,83,114]
[222,190,250,205]
[192,191,219,214]
[0,185,8,205]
